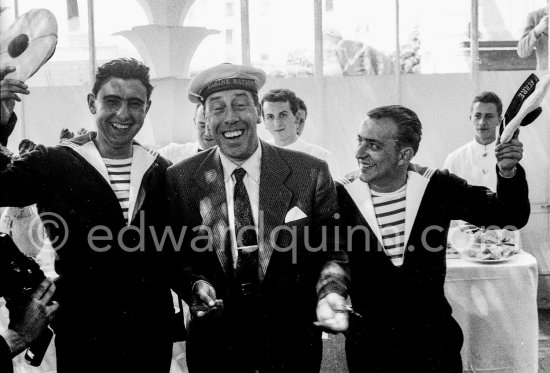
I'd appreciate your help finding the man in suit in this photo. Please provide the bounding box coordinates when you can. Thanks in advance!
[336,105,529,372]
[167,63,349,373]
[517,6,548,70]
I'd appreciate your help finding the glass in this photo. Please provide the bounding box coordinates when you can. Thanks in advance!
[185,0,242,77]
[322,0,395,76]
[399,0,470,74]
[249,0,314,77]
[477,0,546,71]
[93,0,146,66]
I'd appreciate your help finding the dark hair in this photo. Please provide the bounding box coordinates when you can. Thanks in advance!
[91,58,154,100]
[59,128,74,140]
[296,97,307,118]
[366,105,422,154]
[18,139,36,155]
[471,91,502,117]
[260,89,300,118]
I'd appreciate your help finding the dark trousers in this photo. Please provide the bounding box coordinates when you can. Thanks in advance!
[345,314,463,373]
[55,329,172,373]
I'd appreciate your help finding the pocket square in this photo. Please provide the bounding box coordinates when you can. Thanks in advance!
[285,206,307,223]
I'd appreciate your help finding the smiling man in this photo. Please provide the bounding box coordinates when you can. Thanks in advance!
[336,105,529,372]
[0,58,174,373]
[167,63,349,373]
[261,88,341,176]
[443,91,503,191]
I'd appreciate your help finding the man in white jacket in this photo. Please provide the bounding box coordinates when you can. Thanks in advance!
[443,91,503,191]
[261,88,341,176]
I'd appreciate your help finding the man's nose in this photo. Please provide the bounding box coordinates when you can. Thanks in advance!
[224,106,239,125]
[204,123,212,136]
[116,103,130,119]
[355,142,366,159]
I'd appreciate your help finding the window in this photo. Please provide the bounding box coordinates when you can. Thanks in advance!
[226,29,233,44]
[322,0,395,76]
[476,0,545,71]
[225,1,234,17]
[399,0,470,74]
[249,0,314,77]
[185,0,241,76]
[93,0,146,66]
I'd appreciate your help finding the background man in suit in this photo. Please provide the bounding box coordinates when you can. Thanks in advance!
[167,63,349,372]
[336,105,529,372]
[517,6,548,70]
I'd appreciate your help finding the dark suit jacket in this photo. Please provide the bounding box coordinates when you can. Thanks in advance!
[166,140,348,373]
[336,164,530,372]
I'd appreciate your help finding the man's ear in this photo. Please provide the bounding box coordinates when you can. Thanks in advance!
[296,120,305,135]
[145,100,152,114]
[397,146,415,166]
[87,93,96,114]
[256,105,262,124]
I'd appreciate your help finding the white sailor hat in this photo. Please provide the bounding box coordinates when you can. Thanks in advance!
[188,63,267,104]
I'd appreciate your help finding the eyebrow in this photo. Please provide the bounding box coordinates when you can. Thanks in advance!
[357,135,382,143]
[102,94,145,104]
[208,92,250,103]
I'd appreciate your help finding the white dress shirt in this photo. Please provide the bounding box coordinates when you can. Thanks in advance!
[219,144,262,267]
[443,138,497,191]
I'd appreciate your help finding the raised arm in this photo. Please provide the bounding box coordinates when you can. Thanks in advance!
[1,66,29,140]
[517,12,548,58]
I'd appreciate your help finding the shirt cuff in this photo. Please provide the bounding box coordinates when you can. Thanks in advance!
[498,166,517,178]
[0,112,17,147]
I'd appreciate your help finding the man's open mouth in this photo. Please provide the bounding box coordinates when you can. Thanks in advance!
[111,122,131,129]
[223,130,243,139]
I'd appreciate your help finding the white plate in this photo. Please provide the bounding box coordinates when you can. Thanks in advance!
[460,255,514,264]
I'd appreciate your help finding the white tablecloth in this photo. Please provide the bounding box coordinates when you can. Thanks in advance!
[445,250,538,372]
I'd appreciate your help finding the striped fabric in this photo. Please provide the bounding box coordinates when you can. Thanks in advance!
[371,185,407,267]
[103,158,132,222]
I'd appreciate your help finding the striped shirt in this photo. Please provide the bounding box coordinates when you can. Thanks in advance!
[103,158,132,222]
[371,184,407,267]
